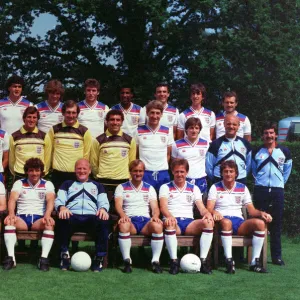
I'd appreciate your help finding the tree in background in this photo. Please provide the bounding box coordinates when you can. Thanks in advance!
[1,0,300,137]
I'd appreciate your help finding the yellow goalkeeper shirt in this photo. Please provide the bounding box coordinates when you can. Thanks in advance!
[9,126,51,175]
[90,129,136,180]
[48,121,92,172]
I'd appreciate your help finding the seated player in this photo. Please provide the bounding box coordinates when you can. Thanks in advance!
[115,159,164,273]
[159,158,214,275]
[55,158,110,272]
[3,158,55,271]
[207,160,272,274]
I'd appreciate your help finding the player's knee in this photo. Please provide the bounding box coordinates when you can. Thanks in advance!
[254,219,266,231]
[219,218,232,231]
[118,222,131,233]
[149,221,163,234]
[202,219,213,229]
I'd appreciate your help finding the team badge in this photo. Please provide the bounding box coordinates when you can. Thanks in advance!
[23,191,26,194]
[218,122,222,126]
[240,147,246,154]
[182,149,186,153]
[56,140,59,144]
[126,194,130,198]
[131,116,138,124]
[38,192,45,199]
[143,136,147,139]
[91,188,97,195]
[36,146,42,154]
[235,196,241,204]
[204,117,210,124]
[160,136,166,143]
[186,195,193,203]
[278,157,285,165]
[99,111,103,118]
[199,149,205,156]
[17,146,22,151]
[121,149,127,157]
[103,149,108,154]
[58,115,64,122]
[143,195,149,202]
[42,114,46,118]
[74,141,80,148]
[168,115,173,122]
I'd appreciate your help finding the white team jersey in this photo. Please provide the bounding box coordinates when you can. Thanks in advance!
[115,180,157,218]
[207,181,252,218]
[215,111,251,138]
[135,124,173,171]
[0,129,9,173]
[172,137,209,179]
[12,178,55,215]
[78,100,109,138]
[139,104,179,132]
[178,106,216,142]
[0,181,5,196]
[110,103,141,137]
[35,101,64,133]
[159,181,202,219]
[0,97,32,135]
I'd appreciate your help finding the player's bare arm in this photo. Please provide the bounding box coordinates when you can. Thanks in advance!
[176,129,184,140]
[4,191,19,225]
[149,200,162,224]
[195,200,214,225]
[206,199,223,221]
[246,203,272,223]
[43,192,55,226]
[167,145,172,163]
[115,196,131,223]
[159,196,177,226]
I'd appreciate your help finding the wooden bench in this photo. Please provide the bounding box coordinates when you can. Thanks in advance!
[213,228,268,269]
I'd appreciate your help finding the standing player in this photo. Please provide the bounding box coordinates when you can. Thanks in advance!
[177,83,215,142]
[111,86,141,137]
[55,159,110,272]
[215,91,251,141]
[135,100,173,192]
[3,158,55,271]
[172,117,209,195]
[207,160,272,274]
[139,83,179,139]
[9,107,51,181]
[0,75,32,135]
[90,110,136,202]
[78,79,109,138]
[160,159,214,275]
[252,122,292,266]
[115,160,164,273]
[35,80,64,133]
[48,100,93,191]
[206,115,252,184]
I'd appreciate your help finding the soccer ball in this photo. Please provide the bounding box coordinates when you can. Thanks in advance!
[71,251,92,272]
[180,254,201,273]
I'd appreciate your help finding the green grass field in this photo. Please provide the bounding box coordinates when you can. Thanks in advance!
[0,236,299,300]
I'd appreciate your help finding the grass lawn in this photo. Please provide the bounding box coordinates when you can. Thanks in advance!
[0,236,299,300]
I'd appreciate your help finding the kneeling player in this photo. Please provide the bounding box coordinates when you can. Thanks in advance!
[160,158,214,275]
[115,159,164,273]
[207,160,272,273]
[3,158,55,271]
[55,159,110,272]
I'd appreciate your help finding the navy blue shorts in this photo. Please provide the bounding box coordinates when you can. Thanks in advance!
[186,177,207,194]
[143,170,170,192]
[17,214,43,230]
[131,216,150,234]
[223,216,245,235]
[176,217,194,235]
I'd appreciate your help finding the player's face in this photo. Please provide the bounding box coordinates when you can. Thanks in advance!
[120,88,133,107]
[27,168,42,185]
[223,97,237,113]
[24,112,38,131]
[224,116,239,138]
[48,91,61,106]
[8,84,22,99]
[147,108,162,127]
[155,86,170,104]
[262,128,277,145]
[107,114,123,134]
[63,106,78,126]
[85,86,99,103]
[186,125,201,141]
[75,160,91,182]
[172,165,188,185]
[130,163,145,182]
[190,91,203,107]
[222,166,237,184]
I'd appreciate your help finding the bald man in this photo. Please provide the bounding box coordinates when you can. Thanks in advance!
[206,115,252,184]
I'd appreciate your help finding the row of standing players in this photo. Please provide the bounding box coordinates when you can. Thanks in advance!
[0,76,293,273]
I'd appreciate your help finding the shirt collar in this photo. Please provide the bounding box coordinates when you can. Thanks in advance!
[62,120,80,128]
[20,126,39,134]
[105,129,123,137]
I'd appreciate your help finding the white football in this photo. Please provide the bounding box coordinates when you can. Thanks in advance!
[71,251,92,272]
[180,254,201,273]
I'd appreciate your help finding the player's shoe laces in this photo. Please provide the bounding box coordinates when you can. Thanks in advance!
[91,256,103,272]
[60,253,70,271]
[200,258,212,275]
[225,258,235,274]
[249,258,267,273]
[2,256,15,270]
[152,261,162,274]
[38,257,50,272]
[169,259,179,275]
[122,258,132,273]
